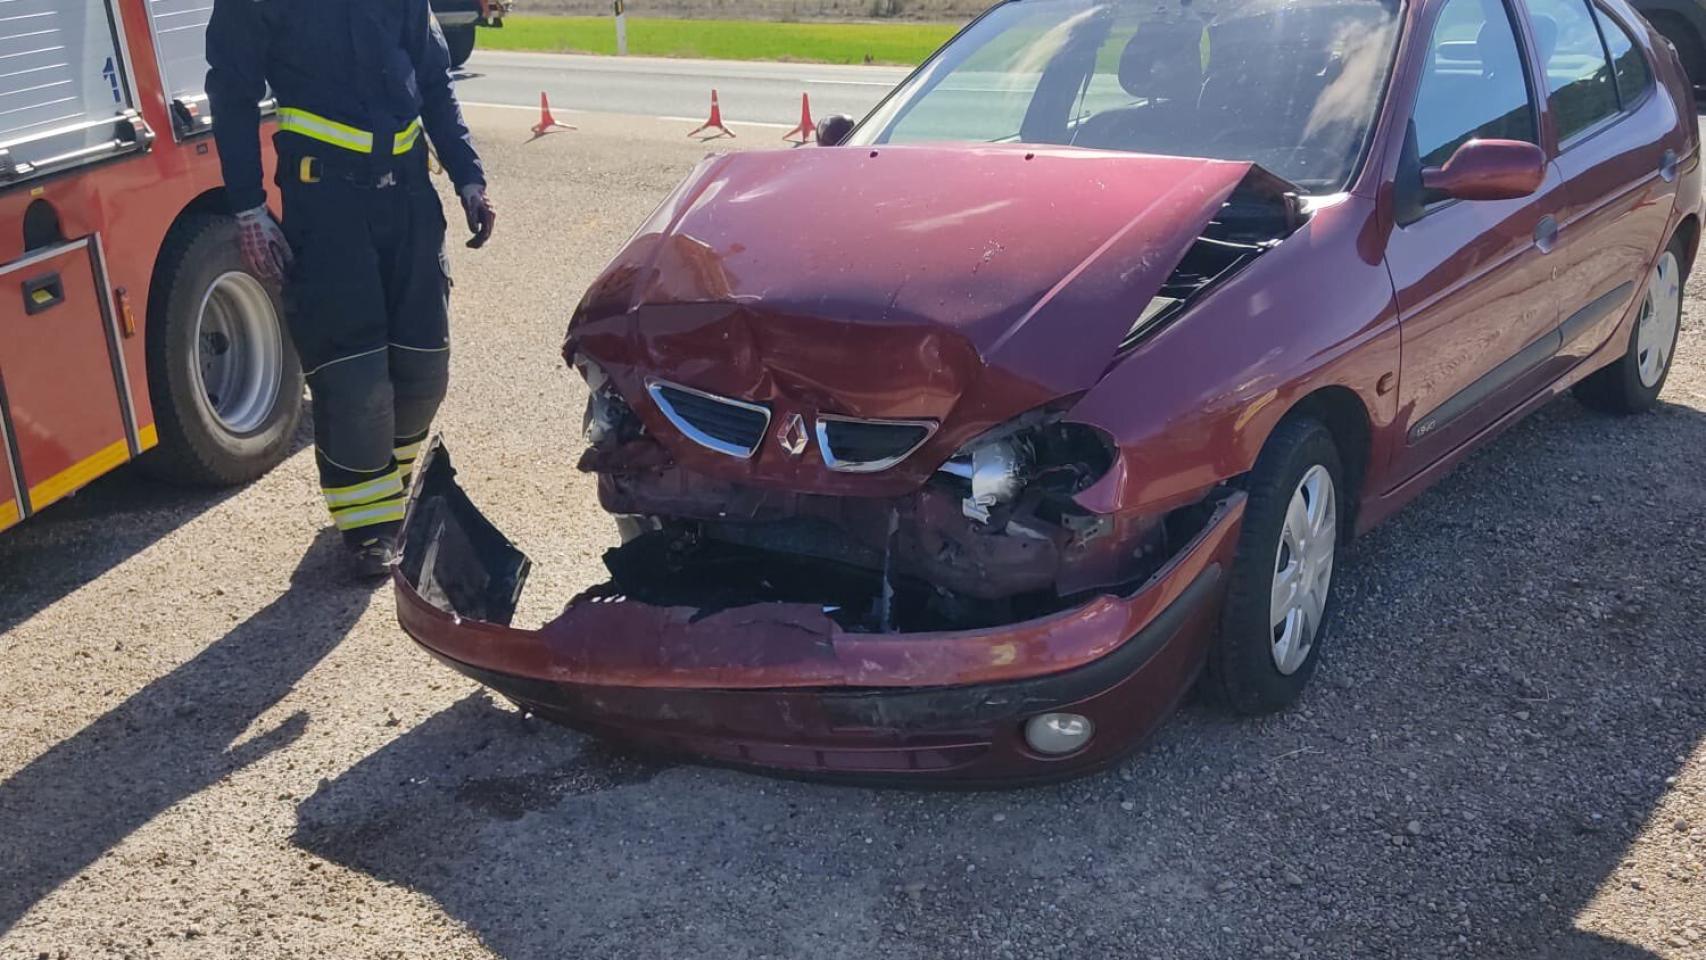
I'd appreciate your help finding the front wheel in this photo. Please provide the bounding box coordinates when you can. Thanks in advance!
[1575,238,1685,415]
[142,213,303,486]
[1207,417,1344,715]
[444,25,477,68]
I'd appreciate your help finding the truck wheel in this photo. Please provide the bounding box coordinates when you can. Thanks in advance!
[445,26,476,68]
[142,213,302,486]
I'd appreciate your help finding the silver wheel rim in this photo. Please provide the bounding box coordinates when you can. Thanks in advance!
[193,271,283,436]
[1270,464,1337,676]
[1635,250,1681,389]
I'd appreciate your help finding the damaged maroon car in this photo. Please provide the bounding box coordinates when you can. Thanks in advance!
[397,0,1700,782]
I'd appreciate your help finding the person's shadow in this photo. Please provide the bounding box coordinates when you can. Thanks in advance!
[0,530,368,934]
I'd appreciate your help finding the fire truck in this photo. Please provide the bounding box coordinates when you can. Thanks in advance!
[0,0,296,534]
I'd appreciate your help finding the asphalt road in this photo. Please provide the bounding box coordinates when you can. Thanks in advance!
[0,109,1702,959]
[456,51,911,128]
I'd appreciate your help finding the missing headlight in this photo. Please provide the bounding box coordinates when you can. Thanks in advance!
[941,420,1115,524]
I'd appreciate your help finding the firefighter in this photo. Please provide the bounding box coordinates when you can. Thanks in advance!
[205,0,495,577]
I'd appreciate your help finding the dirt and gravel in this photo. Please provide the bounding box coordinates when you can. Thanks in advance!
[1,107,1703,959]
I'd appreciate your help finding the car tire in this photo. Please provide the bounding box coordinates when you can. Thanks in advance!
[445,25,476,68]
[141,213,303,486]
[1206,416,1344,715]
[1575,236,1686,415]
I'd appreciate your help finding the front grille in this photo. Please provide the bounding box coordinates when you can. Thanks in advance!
[647,380,771,459]
[816,416,936,473]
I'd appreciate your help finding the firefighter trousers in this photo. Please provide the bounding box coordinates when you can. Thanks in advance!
[278,148,451,538]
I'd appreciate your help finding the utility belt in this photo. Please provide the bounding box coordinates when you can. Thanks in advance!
[275,107,427,189]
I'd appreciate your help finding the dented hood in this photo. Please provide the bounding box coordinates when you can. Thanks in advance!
[569,145,1257,489]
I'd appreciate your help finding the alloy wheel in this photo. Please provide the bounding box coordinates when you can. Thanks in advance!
[1635,250,1682,389]
[1270,463,1337,676]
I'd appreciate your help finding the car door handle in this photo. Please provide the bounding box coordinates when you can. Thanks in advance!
[1533,215,1558,254]
[1660,149,1679,183]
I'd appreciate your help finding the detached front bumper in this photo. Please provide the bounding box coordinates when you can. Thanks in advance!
[395,444,1246,785]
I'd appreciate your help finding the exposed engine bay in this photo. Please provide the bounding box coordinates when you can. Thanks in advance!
[565,166,1304,635]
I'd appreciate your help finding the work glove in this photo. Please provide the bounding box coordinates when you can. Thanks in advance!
[235,205,291,282]
[459,183,495,249]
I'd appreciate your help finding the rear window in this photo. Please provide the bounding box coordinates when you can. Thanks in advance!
[1596,6,1650,105]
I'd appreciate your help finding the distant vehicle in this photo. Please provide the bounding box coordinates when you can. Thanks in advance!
[432,0,512,69]
[0,0,296,535]
[397,0,1700,784]
[1631,0,1706,87]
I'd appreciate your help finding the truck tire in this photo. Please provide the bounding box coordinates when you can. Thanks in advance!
[445,25,476,68]
[142,213,303,486]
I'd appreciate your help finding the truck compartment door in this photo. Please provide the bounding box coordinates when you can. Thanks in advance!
[142,0,215,137]
[0,0,152,184]
[0,237,138,517]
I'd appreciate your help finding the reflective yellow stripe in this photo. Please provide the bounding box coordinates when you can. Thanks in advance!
[277,108,423,157]
[393,440,424,464]
[138,423,159,451]
[331,500,406,531]
[0,499,19,532]
[393,118,423,155]
[277,107,374,153]
[322,468,404,509]
[28,439,132,513]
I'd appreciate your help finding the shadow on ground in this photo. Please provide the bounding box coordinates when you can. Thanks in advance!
[0,530,368,935]
[0,418,311,638]
[293,396,1705,960]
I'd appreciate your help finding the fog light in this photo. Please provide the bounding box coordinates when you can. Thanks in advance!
[1023,712,1093,756]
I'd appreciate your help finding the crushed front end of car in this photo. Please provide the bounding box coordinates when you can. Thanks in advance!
[398,441,1244,783]
[395,142,1314,783]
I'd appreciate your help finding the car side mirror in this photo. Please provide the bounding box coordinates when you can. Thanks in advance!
[816,114,856,147]
[1420,139,1546,202]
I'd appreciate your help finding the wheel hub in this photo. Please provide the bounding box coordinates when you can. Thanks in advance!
[1635,250,1681,390]
[192,271,284,436]
[1270,463,1337,676]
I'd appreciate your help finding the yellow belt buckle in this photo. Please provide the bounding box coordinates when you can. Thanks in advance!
[298,156,320,184]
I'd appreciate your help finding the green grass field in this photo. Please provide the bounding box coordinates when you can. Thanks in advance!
[479,15,958,65]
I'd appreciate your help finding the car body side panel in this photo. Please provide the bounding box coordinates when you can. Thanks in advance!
[1384,163,1569,483]
[1548,2,1687,362]
[1068,195,1400,521]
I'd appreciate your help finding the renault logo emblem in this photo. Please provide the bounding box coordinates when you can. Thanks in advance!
[777,412,809,457]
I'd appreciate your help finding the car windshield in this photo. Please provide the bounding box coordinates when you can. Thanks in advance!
[850,0,1404,192]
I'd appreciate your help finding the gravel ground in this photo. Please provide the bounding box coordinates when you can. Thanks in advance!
[1,107,1703,959]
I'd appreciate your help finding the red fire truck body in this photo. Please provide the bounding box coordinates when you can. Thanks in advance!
[0,0,296,533]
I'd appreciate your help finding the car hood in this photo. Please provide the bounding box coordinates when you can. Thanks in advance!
[568,144,1257,492]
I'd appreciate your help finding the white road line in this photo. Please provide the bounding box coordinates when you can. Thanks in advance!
[462,100,558,112]
[464,101,794,129]
[657,114,793,128]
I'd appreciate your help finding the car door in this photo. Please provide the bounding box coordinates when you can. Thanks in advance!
[1528,0,1685,367]
[1383,0,1569,484]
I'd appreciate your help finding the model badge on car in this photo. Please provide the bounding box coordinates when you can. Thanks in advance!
[777,413,809,457]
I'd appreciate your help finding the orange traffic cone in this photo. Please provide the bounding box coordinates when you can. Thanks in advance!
[688,89,736,140]
[783,93,817,145]
[529,92,575,140]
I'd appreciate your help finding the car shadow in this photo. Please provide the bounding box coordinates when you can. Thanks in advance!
[291,396,1705,959]
[0,529,368,935]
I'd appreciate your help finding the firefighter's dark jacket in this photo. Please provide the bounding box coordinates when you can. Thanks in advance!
[205,0,484,212]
